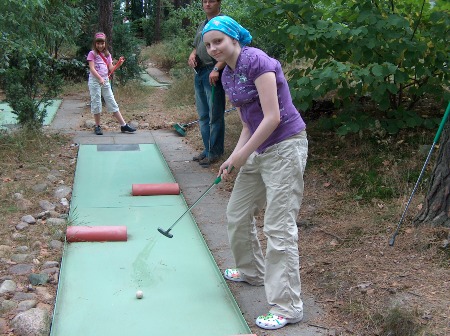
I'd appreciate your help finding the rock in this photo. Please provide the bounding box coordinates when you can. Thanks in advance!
[17,199,33,210]
[11,308,50,336]
[49,169,62,177]
[16,222,29,231]
[12,292,37,301]
[35,287,53,303]
[35,211,51,219]
[49,240,63,250]
[32,183,48,193]
[47,174,58,182]
[41,267,59,276]
[46,218,66,226]
[0,245,12,258]
[42,261,59,269]
[39,200,55,211]
[52,229,65,241]
[9,264,34,276]
[28,274,49,286]
[11,254,30,263]
[17,300,37,312]
[16,246,29,253]
[13,193,24,200]
[1,300,17,313]
[31,241,43,250]
[54,185,72,199]
[60,198,69,206]
[85,119,96,128]
[12,233,26,241]
[0,280,17,294]
[21,215,36,224]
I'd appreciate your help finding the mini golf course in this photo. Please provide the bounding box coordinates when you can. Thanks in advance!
[50,143,252,336]
[0,100,62,129]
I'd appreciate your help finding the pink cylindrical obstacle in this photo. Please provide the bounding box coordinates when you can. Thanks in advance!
[132,183,180,196]
[66,226,127,242]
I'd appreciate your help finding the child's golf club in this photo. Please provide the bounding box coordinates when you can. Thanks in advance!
[173,107,236,136]
[389,101,450,246]
[158,167,233,238]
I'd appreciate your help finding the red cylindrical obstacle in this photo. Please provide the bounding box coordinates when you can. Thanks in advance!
[132,183,180,196]
[66,226,127,242]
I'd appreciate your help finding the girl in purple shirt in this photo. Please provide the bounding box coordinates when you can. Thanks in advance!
[203,16,308,330]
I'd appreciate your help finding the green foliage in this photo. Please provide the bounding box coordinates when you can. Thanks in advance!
[54,58,87,82]
[160,0,285,69]
[140,17,156,46]
[377,306,422,336]
[350,169,395,200]
[0,0,85,125]
[248,0,449,134]
[0,0,84,58]
[317,104,442,136]
[111,23,143,84]
[2,43,63,128]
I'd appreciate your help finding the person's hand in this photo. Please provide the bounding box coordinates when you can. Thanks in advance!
[209,70,219,85]
[118,56,125,64]
[218,152,247,181]
[188,53,197,68]
[218,161,234,182]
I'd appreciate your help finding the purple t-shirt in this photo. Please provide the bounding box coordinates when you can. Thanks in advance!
[222,47,306,153]
[87,51,112,80]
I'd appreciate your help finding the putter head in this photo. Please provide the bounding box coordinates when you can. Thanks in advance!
[388,236,395,246]
[173,123,186,137]
[158,227,173,238]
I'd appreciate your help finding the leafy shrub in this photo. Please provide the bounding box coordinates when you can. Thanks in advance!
[249,0,450,135]
[141,17,156,46]
[2,43,63,128]
[112,23,143,84]
[54,58,87,82]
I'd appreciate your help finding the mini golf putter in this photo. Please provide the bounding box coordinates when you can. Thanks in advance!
[158,167,234,238]
[173,107,236,137]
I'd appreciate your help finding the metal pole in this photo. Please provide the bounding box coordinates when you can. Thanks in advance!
[389,102,450,246]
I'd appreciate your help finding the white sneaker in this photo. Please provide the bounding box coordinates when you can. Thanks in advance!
[223,268,245,282]
[255,312,303,330]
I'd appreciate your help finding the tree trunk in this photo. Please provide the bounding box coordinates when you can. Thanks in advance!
[98,0,113,54]
[414,118,450,227]
[154,0,162,42]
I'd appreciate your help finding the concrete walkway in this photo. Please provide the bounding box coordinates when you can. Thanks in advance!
[47,71,327,336]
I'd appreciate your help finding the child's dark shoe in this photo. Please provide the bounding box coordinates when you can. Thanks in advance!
[121,124,136,133]
[94,125,103,135]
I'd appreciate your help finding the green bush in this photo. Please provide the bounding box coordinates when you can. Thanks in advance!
[249,0,450,135]
[2,43,63,128]
[112,23,143,84]
[55,58,87,82]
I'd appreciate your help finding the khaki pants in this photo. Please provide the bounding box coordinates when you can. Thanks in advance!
[226,131,308,319]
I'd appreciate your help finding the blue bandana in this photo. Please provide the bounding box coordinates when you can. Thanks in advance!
[202,16,252,46]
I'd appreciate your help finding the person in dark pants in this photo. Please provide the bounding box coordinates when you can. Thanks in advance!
[188,0,226,167]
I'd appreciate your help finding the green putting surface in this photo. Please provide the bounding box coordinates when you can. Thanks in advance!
[51,144,250,336]
[0,99,61,127]
[140,72,170,87]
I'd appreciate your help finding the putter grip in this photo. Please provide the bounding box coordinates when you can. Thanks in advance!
[214,166,234,184]
[434,102,450,142]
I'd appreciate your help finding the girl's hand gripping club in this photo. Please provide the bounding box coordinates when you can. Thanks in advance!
[108,56,125,79]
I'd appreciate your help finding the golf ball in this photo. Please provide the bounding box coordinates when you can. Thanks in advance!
[136,290,143,299]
